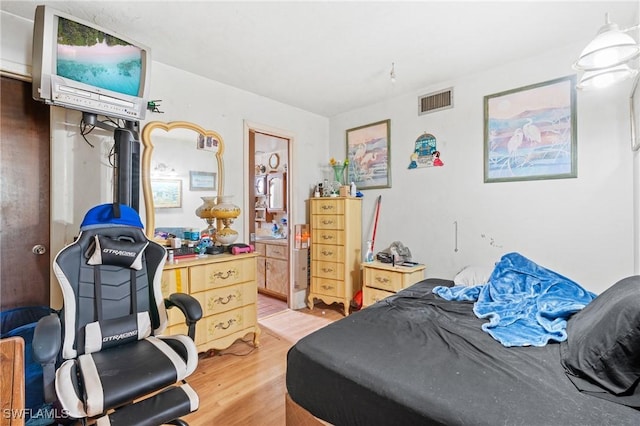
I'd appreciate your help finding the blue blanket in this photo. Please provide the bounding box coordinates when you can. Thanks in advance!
[433,252,596,347]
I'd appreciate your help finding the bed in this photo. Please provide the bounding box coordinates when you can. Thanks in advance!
[286,261,640,425]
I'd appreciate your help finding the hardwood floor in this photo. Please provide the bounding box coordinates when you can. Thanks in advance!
[257,292,288,319]
[182,301,346,425]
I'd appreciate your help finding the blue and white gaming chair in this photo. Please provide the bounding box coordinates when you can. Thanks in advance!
[33,204,202,426]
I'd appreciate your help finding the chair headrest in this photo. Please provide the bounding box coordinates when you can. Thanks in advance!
[80,203,143,230]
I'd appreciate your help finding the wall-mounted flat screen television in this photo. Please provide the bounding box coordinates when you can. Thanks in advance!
[31,5,151,121]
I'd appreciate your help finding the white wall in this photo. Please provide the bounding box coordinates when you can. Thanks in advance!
[3,8,638,300]
[330,43,637,294]
[1,10,329,308]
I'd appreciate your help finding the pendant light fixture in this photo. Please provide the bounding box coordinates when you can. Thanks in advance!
[574,13,639,90]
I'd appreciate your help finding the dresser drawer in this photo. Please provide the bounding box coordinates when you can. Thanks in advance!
[312,229,345,246]
[196,281,257,316]
[166,323,188,337]
[266,243,288,259]
[312,199,344,215]
[189,257,256,292]
[312,214,344,230]
[311,277,344,297]
[363,286,395,306]
[312,260,344,280]
[254,242,266,256]
[167,306,187,327]
[161,268,189,295]
[364,268,404,292]
[312,243,344,263]
[199,304,257,343]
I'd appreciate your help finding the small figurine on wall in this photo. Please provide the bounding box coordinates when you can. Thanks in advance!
[433,151,444,166]
[407,133,445,169]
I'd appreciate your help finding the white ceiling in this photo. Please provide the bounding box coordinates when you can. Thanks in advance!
[2,1,638,117]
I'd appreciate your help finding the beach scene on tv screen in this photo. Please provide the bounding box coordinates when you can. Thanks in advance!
[56,16,142,96]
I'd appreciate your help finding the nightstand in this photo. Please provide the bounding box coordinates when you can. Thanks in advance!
[362,261,426,307]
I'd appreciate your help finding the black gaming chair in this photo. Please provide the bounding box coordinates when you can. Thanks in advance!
[33,203,202,425]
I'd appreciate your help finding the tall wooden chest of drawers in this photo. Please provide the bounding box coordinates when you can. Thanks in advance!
[308,197,362,316]
[160,253,261,352]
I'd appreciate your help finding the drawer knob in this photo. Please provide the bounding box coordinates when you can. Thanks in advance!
[321,205,334,210]
[321,250,333,256]
[321,235,333,240]
[213,294,237,305]
[375,276,390,284]
[210,269,238,281]
[321,285,334,290]
[215,318,236,330]
[321,267,334,273]
[321,219,334,225]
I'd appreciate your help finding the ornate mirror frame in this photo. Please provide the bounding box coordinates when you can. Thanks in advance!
[141,121,226,239]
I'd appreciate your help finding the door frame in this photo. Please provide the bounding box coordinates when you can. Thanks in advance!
[243,120,295,308]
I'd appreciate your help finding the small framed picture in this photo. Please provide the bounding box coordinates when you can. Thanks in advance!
[151,179,182,208]
[346,119,391,189]
[196,134,220,152]
[189,171,216,191]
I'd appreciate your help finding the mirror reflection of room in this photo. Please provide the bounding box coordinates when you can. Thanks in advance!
[141,121,226,246]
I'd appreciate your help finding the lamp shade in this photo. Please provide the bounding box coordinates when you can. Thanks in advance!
[574,20,640,71]
[576,64,638,90]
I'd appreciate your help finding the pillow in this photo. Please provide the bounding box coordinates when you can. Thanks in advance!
[453,265,494,286]
[561,275,640,396]
[87,235,148,270]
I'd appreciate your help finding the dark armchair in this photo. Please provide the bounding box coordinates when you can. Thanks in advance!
[33,203,202,425]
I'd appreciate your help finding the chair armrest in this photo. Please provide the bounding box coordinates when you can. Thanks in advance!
[32,313,61,403]
[33,313,61,364]
[165,293,202,340]
[166,293,203,323]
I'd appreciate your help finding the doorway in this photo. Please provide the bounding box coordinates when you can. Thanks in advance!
[245,122,293,313]
[1,76,51,309]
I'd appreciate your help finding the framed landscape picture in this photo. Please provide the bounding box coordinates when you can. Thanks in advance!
[346,119,391,189]
[484,75,577,183]
[189,171,216,191]
[151,179,182,208]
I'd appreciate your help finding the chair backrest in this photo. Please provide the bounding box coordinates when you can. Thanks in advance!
[53,204,167,359]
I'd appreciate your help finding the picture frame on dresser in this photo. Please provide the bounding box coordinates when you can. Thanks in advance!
[346,119,391,189]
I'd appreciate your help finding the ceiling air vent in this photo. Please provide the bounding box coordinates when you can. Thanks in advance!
[418,88,453,115]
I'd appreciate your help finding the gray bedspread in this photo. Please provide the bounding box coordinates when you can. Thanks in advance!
[286,279,640,425]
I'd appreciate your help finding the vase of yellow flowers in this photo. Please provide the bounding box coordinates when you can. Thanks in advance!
[330,157,349,186]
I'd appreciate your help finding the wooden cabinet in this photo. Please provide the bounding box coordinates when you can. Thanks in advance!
[308,197,361,316]
[160,253,261,352]
[254,240,289,299]
[362,261,426,307]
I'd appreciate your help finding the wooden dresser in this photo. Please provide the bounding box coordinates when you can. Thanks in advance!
[160,253,261,352]
[362,261,426,307]
[308,197,362,316]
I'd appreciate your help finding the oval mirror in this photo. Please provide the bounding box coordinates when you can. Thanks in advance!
[141,121,225,239]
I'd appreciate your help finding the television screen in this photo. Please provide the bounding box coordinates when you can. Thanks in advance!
[56,16,142,97]
[32,5,151,121]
